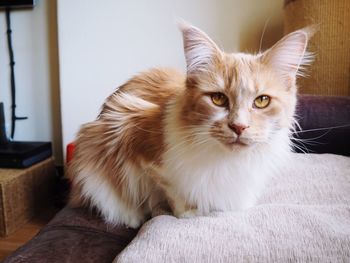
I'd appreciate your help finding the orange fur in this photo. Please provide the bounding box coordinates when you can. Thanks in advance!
[68,23,313,227]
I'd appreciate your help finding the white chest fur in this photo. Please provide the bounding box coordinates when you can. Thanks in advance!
[162,128,291,214]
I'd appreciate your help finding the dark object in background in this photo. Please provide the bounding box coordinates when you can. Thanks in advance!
[293,95,350,156]
[0,0,35,8]
[0,102,52,168]
[0,103,7,145]
[0,141,52,168]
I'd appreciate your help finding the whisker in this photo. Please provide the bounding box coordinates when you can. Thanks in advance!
[291,137,325,146]
[290,125,336,153]
[259,17,271,55]
[293,139,310,152]
[291,141,310,154]
[290,124,346,152]
[292,124,350,134]
[291,117,302,133]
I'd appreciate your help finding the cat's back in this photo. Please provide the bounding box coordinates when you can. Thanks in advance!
[102,68,185,114]
[74,68,185,169]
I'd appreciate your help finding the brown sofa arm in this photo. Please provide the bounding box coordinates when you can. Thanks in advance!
[3,207,138,263]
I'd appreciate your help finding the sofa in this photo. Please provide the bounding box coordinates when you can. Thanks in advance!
[3,95,350,262]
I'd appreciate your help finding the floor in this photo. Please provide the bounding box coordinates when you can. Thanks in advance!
[0,209,57,261]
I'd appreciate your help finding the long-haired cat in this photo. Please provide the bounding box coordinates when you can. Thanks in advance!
[68,22,314,228]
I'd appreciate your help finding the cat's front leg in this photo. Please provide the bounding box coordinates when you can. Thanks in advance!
[154,173,200,219]
[168,194,199,219]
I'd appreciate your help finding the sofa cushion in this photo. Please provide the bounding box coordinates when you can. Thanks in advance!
[115,153,350,262]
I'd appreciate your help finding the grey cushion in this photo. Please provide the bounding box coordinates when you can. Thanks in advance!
[115,153,350,262]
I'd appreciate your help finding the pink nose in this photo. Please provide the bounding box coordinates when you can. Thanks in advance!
[228,123,249,136]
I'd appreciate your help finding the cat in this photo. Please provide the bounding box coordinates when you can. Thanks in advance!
[68,22,314,228]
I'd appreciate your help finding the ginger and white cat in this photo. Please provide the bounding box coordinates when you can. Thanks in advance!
[68,23,313,228]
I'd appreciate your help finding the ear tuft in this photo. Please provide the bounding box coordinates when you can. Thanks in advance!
[178,21,221,75]
[261,26,316,82]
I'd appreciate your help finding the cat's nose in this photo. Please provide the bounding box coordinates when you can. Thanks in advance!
[228,123,249,136]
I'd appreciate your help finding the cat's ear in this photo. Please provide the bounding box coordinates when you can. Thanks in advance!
[179,22,221,75]
[261,27,315,87]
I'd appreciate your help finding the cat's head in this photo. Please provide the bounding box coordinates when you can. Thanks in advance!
[178,23,314,151]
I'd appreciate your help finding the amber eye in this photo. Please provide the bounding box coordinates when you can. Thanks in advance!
[211,93,228,107]
[254,95,271,109]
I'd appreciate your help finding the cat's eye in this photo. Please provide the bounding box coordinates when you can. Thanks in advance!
[211,93,228,107]
[254,95,271,109]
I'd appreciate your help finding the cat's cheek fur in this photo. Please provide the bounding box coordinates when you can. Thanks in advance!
[211,108,228,122]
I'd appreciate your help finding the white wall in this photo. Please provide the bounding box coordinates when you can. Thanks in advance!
[0,0,62,164]
[57,0,283,158]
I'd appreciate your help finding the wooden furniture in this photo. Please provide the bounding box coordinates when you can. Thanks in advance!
[0,158,55,236]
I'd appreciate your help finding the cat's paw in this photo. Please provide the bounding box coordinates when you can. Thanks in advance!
[124,213,145,229]
[178,209,199,219]
[126,218,142,229]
